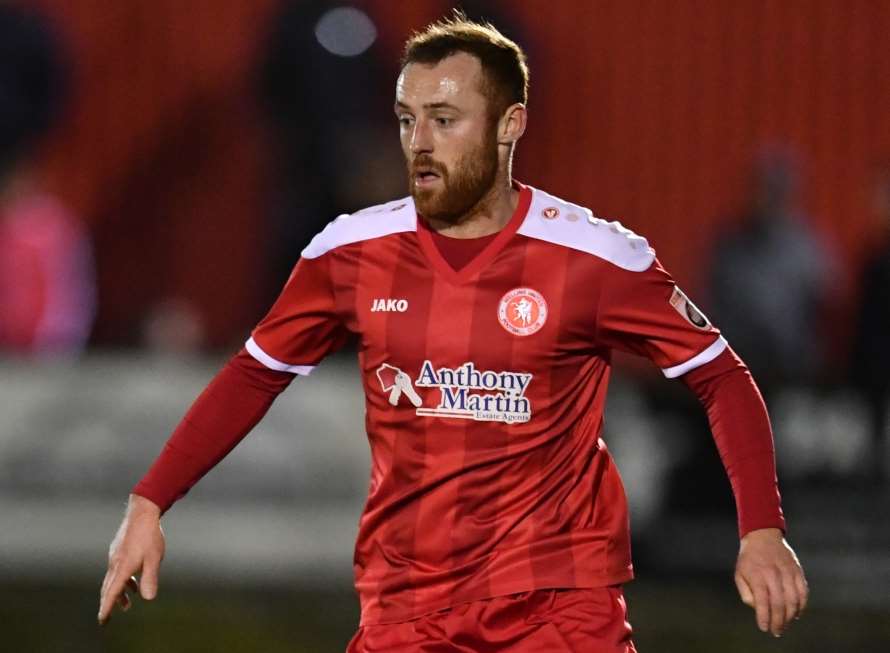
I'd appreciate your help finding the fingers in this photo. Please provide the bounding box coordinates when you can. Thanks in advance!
[749,577,772,634]
[98,564,133,625]
[795,568,809,615]
[738,566,809,637]
[118,576,139,612]
[140,557,161,600]
[763,569,786,636]
[736,534,810,637]
[736,569,780,635]
[116,589,131,612]
[780,567,800,625]
[734,573,754,608]
[100,570,154,624]
[98,563,142,625]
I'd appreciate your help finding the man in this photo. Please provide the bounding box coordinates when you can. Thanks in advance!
[99,16,808,651]
[708,148,833,397]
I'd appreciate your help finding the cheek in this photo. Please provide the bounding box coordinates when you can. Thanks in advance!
[438,135,473,166]
[443,141,477,172]
[399,133,413,159]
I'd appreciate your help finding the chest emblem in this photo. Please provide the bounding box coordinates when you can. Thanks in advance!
[497,287,548,336]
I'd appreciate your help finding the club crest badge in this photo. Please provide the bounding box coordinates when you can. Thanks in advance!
[498,287,548,336]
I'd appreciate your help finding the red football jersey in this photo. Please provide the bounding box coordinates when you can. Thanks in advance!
[247,183,726,625]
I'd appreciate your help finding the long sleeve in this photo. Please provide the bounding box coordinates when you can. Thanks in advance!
[132,348,294,513]
[680,346,786,538]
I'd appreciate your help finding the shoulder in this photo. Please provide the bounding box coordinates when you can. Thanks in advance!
[517,186,655,272]
[301,197,416,259]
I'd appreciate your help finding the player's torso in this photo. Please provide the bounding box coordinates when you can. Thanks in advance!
[325,224,613,492]
[297,188,648,623]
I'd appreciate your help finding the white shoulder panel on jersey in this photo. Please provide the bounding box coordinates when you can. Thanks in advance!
[301,197,417,259]
[516,186,655,272]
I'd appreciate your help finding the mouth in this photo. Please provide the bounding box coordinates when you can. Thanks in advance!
[413,166,442,188]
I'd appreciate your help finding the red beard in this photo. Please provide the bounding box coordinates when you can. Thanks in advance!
[409,133,499,224]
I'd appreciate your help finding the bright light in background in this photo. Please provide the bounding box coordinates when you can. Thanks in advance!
[314,7,377,57]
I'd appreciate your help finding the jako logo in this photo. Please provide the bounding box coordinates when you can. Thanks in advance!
[371,298,408,312]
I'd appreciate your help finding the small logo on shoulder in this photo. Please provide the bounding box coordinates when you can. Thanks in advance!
[669,287,710,329]
[542,206,560,220]
[498,288,548,336]
[371,298,408,313]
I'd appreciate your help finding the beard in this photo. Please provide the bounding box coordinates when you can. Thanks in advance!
[408,133,499,225]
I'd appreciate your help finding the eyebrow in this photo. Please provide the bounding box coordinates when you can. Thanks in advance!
[394,101,461,112]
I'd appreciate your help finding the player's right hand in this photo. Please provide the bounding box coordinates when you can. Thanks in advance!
[98,493,165,625]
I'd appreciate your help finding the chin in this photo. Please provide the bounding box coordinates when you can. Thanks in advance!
[413,190,445,219]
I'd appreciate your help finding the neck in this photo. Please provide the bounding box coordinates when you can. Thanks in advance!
[424,169,517,239]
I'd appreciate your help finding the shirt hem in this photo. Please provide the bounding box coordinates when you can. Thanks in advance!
[357,568,635,626]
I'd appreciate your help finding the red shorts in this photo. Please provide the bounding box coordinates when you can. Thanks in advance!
[346,587,637,652]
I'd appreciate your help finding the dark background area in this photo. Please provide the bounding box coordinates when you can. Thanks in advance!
[21,0,890,350]
[2,1,889,651]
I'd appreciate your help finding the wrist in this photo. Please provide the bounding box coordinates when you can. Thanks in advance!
[740,526,783,546]
[128,493,162,519]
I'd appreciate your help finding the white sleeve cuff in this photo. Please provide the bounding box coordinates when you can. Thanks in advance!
[245,337,316,376]
[661,336,728,378]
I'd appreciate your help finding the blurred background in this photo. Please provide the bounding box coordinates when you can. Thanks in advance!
[1,0,889,651]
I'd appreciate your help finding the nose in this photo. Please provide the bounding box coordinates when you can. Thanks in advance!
[410,118,433,155]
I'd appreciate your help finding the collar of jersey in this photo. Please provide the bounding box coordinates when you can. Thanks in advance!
[416,181,532,284]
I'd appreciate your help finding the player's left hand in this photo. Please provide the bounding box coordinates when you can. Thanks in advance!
[734,527,808,637]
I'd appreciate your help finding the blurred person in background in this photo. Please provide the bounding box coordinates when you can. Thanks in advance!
[0,4,95,356]
[851,163,890,484]
[670,149,835,520]
[99,14,807,650]
[708,148,834,397]
[141,296,207,356]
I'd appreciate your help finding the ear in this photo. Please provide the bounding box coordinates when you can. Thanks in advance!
[498,103,527,145]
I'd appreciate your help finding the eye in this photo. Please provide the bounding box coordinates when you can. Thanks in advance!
[435,117,452,127]
[398,115,414,127]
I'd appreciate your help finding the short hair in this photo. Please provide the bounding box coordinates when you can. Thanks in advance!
[400,13,529,119]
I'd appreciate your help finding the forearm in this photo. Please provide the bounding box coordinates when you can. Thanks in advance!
[681,347,786,537]
[132,348,293,513]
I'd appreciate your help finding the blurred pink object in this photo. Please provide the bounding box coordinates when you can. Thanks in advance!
[0,190,95,354]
